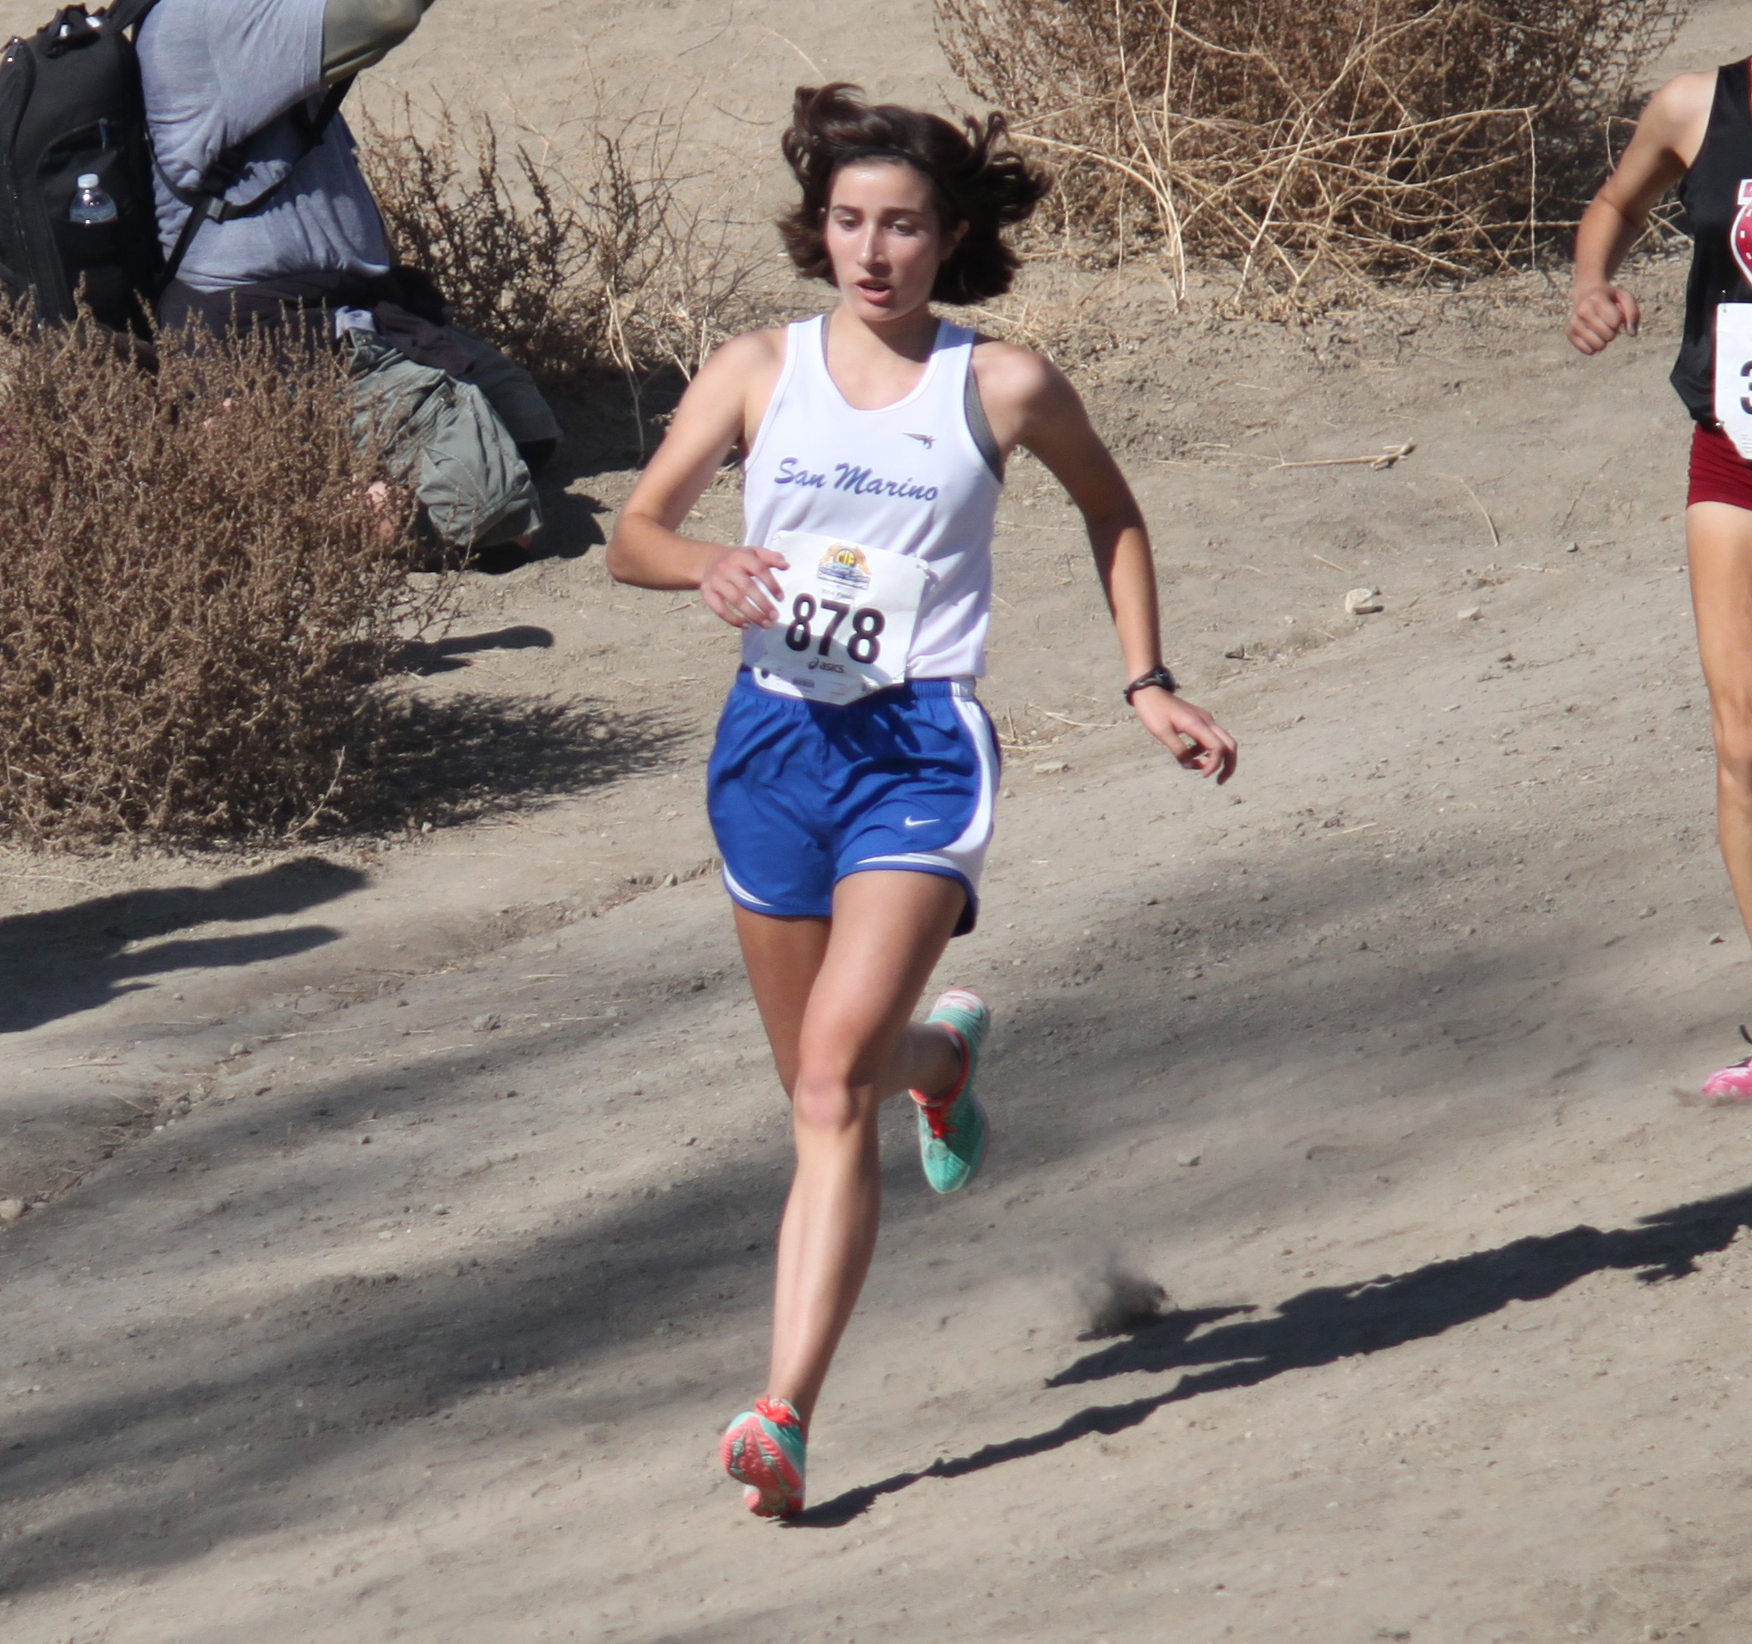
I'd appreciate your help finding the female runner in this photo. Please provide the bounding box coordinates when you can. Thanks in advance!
[607,83,1237,1518]
[1569,58,1752,1097]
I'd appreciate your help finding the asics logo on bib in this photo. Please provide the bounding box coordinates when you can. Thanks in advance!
[773,456,940,502]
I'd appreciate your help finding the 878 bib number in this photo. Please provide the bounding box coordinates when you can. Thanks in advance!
[784,594,885,664]
[748,530,927,704]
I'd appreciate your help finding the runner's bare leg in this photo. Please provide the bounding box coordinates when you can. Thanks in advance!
[1690,501,1752,944]
[733,871,966,1427]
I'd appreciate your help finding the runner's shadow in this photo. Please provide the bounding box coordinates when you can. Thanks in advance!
[792,1182,1752,1527]
[0,860,361,1033]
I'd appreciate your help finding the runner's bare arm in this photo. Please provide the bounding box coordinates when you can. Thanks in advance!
[1568,71,1713,355]
[976,343,1238,783]
[607,331,791,629]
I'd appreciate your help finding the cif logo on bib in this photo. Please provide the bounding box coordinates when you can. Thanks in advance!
[818,542,872,595]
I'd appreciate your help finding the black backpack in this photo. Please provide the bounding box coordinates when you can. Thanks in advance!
[0,0,349,336]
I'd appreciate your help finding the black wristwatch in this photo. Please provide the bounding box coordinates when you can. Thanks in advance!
[1123,665,1178,703]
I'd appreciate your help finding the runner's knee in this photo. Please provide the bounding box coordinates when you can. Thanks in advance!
[1718,737,1752,794]
[790,1068,875,1135]
[1711,696,1752,786]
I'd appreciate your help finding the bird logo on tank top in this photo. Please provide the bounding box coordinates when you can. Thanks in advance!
[1734,180,1752,287]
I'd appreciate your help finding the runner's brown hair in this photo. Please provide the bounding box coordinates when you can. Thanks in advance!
[778,83,1050,305]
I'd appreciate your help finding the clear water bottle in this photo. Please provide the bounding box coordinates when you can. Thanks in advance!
[69,174,117,225]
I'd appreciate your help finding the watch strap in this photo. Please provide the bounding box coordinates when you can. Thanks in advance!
[1123,665,1178,703]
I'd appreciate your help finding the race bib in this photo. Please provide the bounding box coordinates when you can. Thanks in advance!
[748,530,929,705]
[1715,302,1752,459]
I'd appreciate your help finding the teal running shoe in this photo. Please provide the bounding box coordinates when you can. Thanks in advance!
[720,1396,806,1518]
[909,988,990,1194]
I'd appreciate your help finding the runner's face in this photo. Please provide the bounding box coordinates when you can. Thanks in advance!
[824,162,963,322]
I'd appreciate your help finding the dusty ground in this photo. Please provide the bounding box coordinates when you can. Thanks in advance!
[9,3,1752,1642]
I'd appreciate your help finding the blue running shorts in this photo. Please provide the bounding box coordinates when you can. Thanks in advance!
[706,670,1000,935]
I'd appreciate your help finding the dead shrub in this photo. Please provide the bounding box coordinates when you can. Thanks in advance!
[0,310,447,842]
[358,100,768,388]
[935,0,1688,299]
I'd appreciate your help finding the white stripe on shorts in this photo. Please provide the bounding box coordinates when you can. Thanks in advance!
[852,692,998,891]
[722,863,777,909]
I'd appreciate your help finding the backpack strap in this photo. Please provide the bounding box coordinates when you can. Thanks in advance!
[157,76,354,286]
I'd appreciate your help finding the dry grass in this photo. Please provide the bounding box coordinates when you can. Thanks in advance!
[358,99,770,388]
[0,310,449,842]
[936,0,1688,302]
[0,105,772,847]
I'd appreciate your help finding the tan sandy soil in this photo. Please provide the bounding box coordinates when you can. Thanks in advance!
[7,3,1752,1642]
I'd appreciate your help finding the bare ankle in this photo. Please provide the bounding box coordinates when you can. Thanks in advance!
[918,1025,966,1102]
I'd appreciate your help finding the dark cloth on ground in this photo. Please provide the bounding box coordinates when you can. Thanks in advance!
[157,272,559,449]
[160,272,551,550]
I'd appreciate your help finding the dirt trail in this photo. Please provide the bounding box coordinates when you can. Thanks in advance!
[9,3,1752,1642]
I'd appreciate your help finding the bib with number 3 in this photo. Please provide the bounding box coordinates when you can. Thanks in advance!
[748,530,929,705]
[1717,302,1752,458]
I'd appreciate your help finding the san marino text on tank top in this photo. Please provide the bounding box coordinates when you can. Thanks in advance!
[1674,58,1752,423]
[741,314,1004,681]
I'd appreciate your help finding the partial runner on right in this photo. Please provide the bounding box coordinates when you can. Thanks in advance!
[1569,50,1752,1099]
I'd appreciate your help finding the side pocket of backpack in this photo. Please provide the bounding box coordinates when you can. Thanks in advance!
[41,126,134,327]
[0,39,38,309]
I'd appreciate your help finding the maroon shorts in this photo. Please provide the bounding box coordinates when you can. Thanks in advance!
[1689,423,1752,508]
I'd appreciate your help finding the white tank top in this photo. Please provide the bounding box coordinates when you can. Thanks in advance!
[742,314,1003,681]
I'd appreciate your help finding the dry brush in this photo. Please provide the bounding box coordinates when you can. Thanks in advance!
[936,0,1689,300]
[0,315,444,842]
[358,99,770,387]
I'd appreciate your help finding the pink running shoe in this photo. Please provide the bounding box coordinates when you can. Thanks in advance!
[1703,1053,1752,1102]
[719,1396,805,1519]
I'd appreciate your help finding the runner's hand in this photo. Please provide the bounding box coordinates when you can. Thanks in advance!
[700,546,787,629]
[1566,283,1640,355]
[1130,689,1238,785]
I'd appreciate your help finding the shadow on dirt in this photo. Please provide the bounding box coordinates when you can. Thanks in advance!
[357,690,689,830]
[793,1182,1752,1526]
[528,481,610,564]
[0,1065,794,1602]
[547,369,687,484]
[0,801,1707,1587]
[513,368,689,564]
[0,944,1708,1588]
[0,860,362,1034]
[398,625,555,676]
